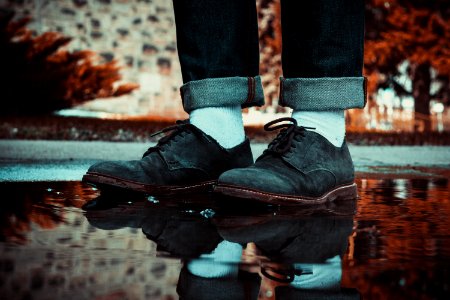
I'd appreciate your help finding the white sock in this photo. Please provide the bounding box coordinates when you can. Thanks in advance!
[291,256,342,290]
[187,241,242,278]
[190,105,245,149]
[291,110,345,147]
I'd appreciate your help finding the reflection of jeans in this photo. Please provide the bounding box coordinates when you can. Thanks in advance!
[172,0,366,113]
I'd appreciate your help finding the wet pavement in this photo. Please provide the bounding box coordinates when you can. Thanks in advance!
[0,178,449,299]
[1,140,450,180]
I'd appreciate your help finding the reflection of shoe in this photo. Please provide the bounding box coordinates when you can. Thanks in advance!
[217,215,353,264]
[141,206,222,258]
[215,195,357,224]
[217,214,354,295]
[177,265,261,300]
[216,118,357,205]
[83,120,253,195]
[84,201,152,229]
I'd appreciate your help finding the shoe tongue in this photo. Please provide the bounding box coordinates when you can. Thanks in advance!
[186,123,220,144]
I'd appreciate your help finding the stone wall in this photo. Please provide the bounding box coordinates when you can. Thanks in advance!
[3,0,283,120]
[3,0,187,118]
[0,208,182,299]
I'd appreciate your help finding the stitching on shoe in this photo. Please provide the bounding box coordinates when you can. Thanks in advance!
[283,139,316,171]
[85,172,216,190]
[305,168,337,187]
[217,182,356,201]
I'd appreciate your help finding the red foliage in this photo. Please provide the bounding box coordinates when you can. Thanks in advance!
[365,0,450,116]
[257,0,449,129]
[0,11,138,114]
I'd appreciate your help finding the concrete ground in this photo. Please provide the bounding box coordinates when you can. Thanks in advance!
[1,140,449,181]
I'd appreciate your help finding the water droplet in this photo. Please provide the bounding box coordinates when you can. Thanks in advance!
[47,188,53,192]
[91,187,98,191]
[200,209,215,218]
[147,196,159,204]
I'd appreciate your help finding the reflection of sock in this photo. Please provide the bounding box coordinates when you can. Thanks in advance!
[291,110,345,147]
[291,255,342,290]
[190,105,245,149]
[187,240,243,278]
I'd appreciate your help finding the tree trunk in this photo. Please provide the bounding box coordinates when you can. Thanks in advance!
[412,63,432,132]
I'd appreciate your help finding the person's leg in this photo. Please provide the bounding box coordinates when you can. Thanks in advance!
[216,0,366,203]
[173,0,263,148]
[280,0,365,147]
[83,0,264,194]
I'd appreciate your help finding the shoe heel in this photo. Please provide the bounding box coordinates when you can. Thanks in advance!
[334,183,358,201]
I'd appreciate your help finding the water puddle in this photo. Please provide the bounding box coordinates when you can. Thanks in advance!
[0,178,449,299]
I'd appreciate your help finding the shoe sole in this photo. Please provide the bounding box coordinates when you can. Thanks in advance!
[214,182,358,206]
[82,172,216,195]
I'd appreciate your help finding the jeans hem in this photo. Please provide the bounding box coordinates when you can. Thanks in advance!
[279,77,367,111]
[180,76,265,113]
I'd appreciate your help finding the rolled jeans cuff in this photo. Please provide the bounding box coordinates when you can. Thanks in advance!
[279,77,368,111]
[180,76,265,113]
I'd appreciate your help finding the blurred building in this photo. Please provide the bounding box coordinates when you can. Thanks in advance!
[3,0,449,131]
[5,0,186,118]
[2,0,289,123]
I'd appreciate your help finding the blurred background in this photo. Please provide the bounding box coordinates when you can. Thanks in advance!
[0,0,449,136]
[1,4,449,297]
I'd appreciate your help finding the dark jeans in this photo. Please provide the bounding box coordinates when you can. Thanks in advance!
[172,0,366,113]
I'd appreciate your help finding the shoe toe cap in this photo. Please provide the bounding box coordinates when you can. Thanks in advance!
[219,167,338,197]
[87,161,123,175]
[87,160,147,181]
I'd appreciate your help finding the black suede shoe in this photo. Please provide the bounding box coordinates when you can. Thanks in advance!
[215,117,357,205]
[83,120,253,195]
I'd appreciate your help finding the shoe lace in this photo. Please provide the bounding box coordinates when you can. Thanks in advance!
[260,265,306,283]
[264,117,314,155]
[142,120,191,157]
